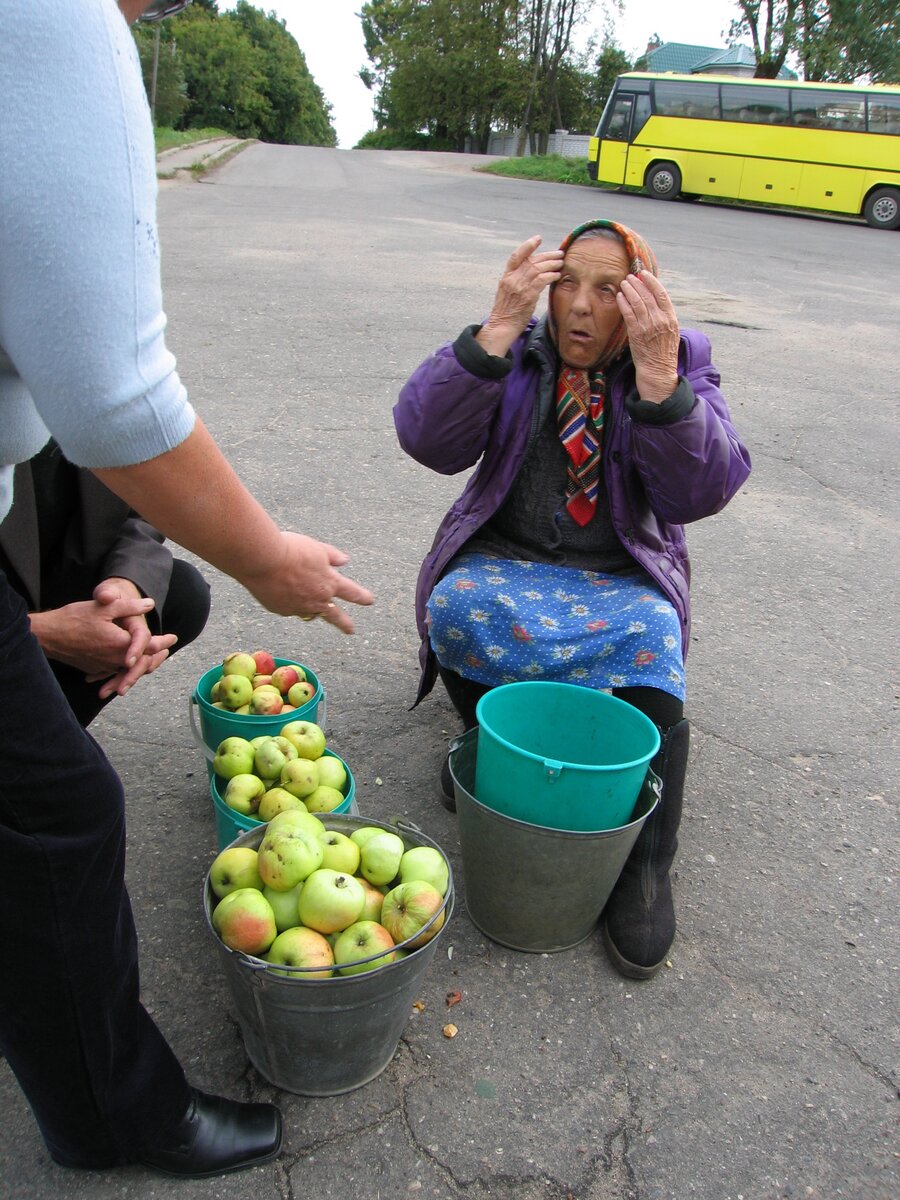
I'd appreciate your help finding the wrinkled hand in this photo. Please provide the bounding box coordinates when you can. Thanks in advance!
[29,577,177,700]
[476,235,564,357]
[617,271,680,403]
[238,531,374,634]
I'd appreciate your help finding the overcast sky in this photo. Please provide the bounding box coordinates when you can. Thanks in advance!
[219,1,741,148]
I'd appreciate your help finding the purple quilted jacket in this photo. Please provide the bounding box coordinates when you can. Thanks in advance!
[394,318,751,704]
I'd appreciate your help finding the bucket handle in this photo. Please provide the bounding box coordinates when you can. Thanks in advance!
[188,695,215,762]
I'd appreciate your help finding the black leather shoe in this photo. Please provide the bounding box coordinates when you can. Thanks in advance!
[140,1088,282,1179]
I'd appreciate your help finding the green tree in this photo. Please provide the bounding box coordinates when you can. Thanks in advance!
[361,0,517,151]
[796,0,899,82]
[132,24,189,128]
[226,3,336,145]
[163,5,270,135]
[729,0,799,78]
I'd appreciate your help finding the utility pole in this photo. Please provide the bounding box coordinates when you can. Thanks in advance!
[150,25,161,123]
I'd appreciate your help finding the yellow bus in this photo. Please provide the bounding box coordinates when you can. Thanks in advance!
[587,72,900,229]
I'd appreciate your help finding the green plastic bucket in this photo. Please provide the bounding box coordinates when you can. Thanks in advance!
[203,813,454,1095]
[474,681,660,832]
[211,749,357,850]
[189,658,324,768]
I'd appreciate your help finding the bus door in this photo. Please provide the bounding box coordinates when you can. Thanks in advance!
[597,93,634,185]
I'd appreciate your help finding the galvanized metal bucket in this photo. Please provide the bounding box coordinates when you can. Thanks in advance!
[450,727,659,953]
[203,814,454,1095]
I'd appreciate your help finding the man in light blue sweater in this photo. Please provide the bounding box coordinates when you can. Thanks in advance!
[0,0,373,1179]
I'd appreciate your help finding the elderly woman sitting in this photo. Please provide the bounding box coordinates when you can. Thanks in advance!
[393,219,751,979]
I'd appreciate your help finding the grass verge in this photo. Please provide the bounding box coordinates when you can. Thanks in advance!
[154,126,233,154]
[474,153,593,186]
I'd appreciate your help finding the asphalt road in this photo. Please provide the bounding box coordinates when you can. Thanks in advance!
[2,146,897,1200]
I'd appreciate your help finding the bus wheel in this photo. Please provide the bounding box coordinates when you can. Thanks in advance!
[646,163,681,200]
[863,187,900,230]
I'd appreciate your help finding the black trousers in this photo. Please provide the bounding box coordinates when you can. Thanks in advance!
[0,574,190,1166]
[49,558,211,728]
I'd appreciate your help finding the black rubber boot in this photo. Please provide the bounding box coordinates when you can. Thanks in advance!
[601,719,690,979]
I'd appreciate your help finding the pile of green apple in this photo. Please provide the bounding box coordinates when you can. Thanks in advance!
[210,650,316,716]
[208,812,450,977]
[213,720,349,819]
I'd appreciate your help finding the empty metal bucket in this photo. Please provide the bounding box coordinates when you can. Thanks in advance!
[450,727,659,952]
[203,814,454,1095]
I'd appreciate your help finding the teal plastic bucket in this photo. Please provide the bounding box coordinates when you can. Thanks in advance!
[189,659,324,767]
[474,681,660,832]
[211,749,357,850]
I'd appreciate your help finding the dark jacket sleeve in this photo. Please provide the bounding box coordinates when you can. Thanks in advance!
[79,471,174,627]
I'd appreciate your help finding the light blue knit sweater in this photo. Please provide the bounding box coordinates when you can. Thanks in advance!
[0,0,195,522]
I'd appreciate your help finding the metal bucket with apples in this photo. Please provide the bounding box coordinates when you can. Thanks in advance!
[203,814,454,1095]
[451,727,660,953]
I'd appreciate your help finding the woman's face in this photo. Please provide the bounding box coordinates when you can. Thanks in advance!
[551,237,631,369]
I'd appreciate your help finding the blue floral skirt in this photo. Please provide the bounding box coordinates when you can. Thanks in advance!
[427,553,685,700]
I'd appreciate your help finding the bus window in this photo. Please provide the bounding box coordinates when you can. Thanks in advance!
[654,80,720,120]
[868,95,900,135]
[632,93,652,139]
[721,84,791,125]
[793,90,866,131]
[602,95,634,142]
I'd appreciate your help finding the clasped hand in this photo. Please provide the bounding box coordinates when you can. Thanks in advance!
[30,577,176,700]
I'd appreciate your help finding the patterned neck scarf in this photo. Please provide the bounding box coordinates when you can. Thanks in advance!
[548,219,659,526]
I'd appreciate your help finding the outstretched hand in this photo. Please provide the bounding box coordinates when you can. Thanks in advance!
[238,531,375,634]
[476,235,564,357]
[617,271,680,403]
